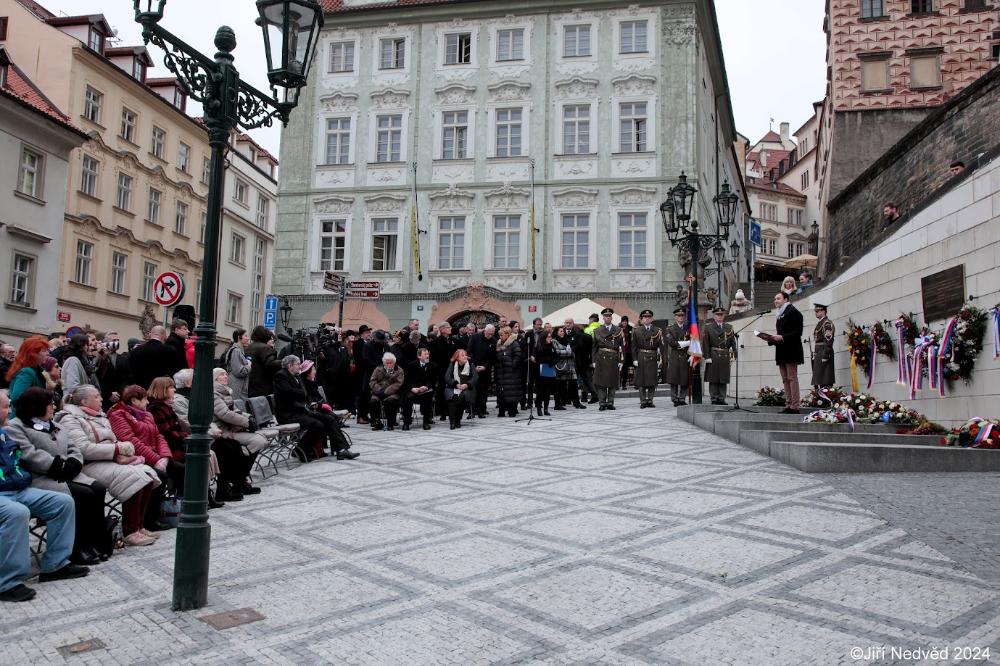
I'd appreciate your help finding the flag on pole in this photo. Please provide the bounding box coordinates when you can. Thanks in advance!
[411,162,422,280]
[687,284,703,367]
[529,158,537,281]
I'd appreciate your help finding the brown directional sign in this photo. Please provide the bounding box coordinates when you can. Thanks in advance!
[346,280,380,300]
[921,264,965,323]
[323,271,345,292]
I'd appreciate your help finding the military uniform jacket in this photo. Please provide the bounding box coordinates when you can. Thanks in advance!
[701,321,737,384]
[811,317,836,386]
[632,325,663,388]
[664,322,690,386]
[591,324,624,387]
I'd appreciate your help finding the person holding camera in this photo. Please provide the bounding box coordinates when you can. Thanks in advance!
[247,326,281,399]
[224,329,252,403]
[95,331,129,410]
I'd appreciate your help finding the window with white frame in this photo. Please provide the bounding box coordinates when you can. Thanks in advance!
[379,37,405,69]
[619,20,648,54]
[74,240,94,284]
[495,108,522,157]
[151,126,165,159]
[177,142,190,172]
[564,24,591,57]
[764,238,777,255]
[195,279,202,313]
[759,202,777,221]
[251,237,265,326]
[200,210,207,243]
[496,28,524,61]
[562,105,590,154]
[325,117,351,164]
[319,219,347,271]
[132,58,146,82]
[787,241,804,258]
[87,26,105,53]
[231,232,246,265]
[147,188,162,224]
[371,217,399,271]
[786,208,803,226]
[201,157,211,184]
[9,253,33,306]
[110,251,127,295]
[226,293,242,325]
[234,178,248,205]
[329,41,355,72]
[801,170,810,189]
[560,214,590,269]
[115,172,133,211]
[492,215,521,269]
[441,110,469,159]
[375,114,402,162]
[444,33,472,65]
[617,213,648,268]
[256,197,269,229]
[619,102,647,152]
[120,108,137,143]
[175,201,189,235]
[83,86,103,124]
[80,155,99,197]
[142,261,156,300]
[437,216,465,270]
[17,146,43,199]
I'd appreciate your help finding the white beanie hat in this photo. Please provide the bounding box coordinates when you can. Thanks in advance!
[734,289,747,301]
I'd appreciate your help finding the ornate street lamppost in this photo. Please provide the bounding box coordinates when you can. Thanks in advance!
[134,0,323,611]
[279,296,294,332]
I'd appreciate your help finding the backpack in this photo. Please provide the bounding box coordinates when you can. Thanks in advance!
[215,345,235,369]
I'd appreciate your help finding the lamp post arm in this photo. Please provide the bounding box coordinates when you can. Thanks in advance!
[137,21,218,103]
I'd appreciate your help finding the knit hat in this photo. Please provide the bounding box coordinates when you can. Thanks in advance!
[734,289,747,302]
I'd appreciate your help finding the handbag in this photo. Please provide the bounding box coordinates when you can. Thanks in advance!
[159,493,182,528]
[96,514,123,558]
[539,363,556,378]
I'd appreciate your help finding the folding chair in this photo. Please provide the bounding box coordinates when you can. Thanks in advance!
[248,396,301,475]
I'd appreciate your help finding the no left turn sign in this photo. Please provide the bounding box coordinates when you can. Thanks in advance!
[153,271,185,307]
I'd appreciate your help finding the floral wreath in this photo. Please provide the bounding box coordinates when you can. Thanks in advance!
[844,319,873,379]
[871,321,895,361]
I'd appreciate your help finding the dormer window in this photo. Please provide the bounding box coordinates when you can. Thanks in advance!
[173,88,185,110]
[132,58,146,82]
[88,26,105,54]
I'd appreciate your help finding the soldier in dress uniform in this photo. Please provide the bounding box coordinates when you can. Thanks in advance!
[701,307,738,405]
[591,307,624,411]
[810,302,836,388]
[664,307,690,406]
[631,309,663,408]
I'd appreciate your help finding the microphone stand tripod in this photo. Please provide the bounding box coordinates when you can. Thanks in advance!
[729,309,771,413]
[515,350,551,425]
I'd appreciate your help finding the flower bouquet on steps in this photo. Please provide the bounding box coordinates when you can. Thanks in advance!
[943,418,1000,449]
[754,386,786,407]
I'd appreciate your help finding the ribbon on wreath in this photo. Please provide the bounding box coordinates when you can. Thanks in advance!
[909,339,930,400]
[992,307,1000,359]
[895,319,908,386]
[866,331,878,390]
[849,353,860,393]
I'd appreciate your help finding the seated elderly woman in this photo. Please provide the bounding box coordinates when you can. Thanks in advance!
[444,349,478,430]
[369,352,404,431]
[146,378,188,495]
[6,388,108,565]
[54,385,161,547]
[212,367,267,499]
[273,355,359,462]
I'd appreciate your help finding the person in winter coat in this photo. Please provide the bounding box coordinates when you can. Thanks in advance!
[54,385,160,547]
[443,349,477,429]
[225,329,252,403]
[5,337,49,419]
[532,331,556,416]
[127,326,183,389]
[368,353,404,430]
[165,319,190,370]
[212,368,267,499]
[6,388,107,565]
[466,325,498,418]
[273,356,358,461]
[494,326,523,418]
[247,326,281,398]
[552,326,580,410]
[61,334,101,397]
[146,378,188,494]
[42,357,63,408]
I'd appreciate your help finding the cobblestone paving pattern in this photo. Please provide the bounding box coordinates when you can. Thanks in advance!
[2,402,999,665]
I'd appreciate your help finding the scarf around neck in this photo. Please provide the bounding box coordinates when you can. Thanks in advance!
[452,361,470,385]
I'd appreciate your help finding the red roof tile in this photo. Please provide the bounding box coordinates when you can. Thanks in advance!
[746,179,806,199]
[1,60,87,137]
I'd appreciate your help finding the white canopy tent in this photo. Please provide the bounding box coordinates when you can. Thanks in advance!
[541,298,621,326]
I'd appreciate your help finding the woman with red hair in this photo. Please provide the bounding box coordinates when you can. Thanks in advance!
[6,337,50,418]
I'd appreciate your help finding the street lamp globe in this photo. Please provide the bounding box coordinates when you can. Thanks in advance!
[279,297,294,331]
[730,238,739,260]
[669,172,697,227]
[256,0,324,104]
[659,199,679,242]
[713,180,739,235]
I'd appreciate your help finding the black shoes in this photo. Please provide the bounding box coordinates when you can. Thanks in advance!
[243,484,262,495]
[553,406,566,411]
[39,564,90,583]
[402,423,411,431]
[573,403,586,409]
[70,550,101,566]
[423,423,432,430]
[215,483,244,502]
[607,406,616,411]
[208,491,226,509]
[544,409,551,416]
[599,405,607,411]
[336,450,360,460]
[0,584,36,602]
[588,397,599,404]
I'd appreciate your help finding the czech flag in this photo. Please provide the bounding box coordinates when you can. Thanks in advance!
[687,285,703,367]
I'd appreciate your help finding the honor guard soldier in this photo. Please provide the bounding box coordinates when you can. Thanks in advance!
[702,307,738,405]
[811,302,836,388]
[632,309,663,408]
[591,307,624,410]
[665,307,691,406]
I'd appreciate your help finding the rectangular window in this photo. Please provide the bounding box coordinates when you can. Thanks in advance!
[256,197,269,229]
[80,155,99,197]
[151,126,165,159]
[964,0,988,8]
[175,201,189,235]
[325,117,351,164]
[234,179,248,204]
[620,20,648,54]
[132,58,146,82]
[492,215,521,269]
[17,147,43,199]
[860,56,890,91]
[319,219,347,271]
[87,27,104,53]
[560,214,590,269]
[110,251,127,295]
[764,238,777,256]
[910,53,942,88]
[115,172,132,211]
[496,28,525,62]
[142,261,156,301]
[226,293,242,325]
[83,86,103,123]
[200,210,207,244]
[330,41,355,72]
[0,17,8,42]
[562,105,590,154]
[177,142,191,172]
[120,108,136,143]
[379,37,405,69]
[231,233,246,265]
[564,24,591,57]
[495,108,522,157]
[376,114,402,162]
[619,102,647,152]
[437,216,465,270]
[759,202,777,221]
[441,110,469,159]
[201,157,211,184]
[371,218,399,271]
[250,238,265,328]
[801,170,810,189]
[787,241,805,258]
[147,188,162,224]
[617,213,647,268]
[861,0,886,18]
[445,33,472,65]
[10,254,33,307]
[74,240,93,284]
[911,0,934,12]
[786,208,803,226]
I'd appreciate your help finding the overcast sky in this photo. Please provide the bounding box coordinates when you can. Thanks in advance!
[40,0,827,155]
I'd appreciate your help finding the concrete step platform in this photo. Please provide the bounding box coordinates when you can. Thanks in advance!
[740,429,943,454]
[677,403,810,425]
[713,419,893,442]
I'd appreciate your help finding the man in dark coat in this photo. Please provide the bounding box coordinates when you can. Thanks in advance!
[523,318,544,408]
[357,328,387,424]
[564,318,594,406]
[631,309,663,408]
[402,347,437,430]
[466,325,497,418]
[494,327,523,417]
[164,319,190,370]
[665,308,690,406]
[273,355,358,460]
[810,302,836,388]
[246,326,281,398]
[128,326,182,389]
[765,291,804,413]
[701,307,737,405]
[591,308,624,410]
[428,322,458,421]
[95,331,130,409]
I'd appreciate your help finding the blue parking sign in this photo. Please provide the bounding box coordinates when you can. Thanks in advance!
[264,295,279,311]
[263,294,279,329]
[749,218,762,247]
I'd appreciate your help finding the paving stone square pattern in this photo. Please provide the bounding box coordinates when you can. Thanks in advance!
[2,401,1000,664]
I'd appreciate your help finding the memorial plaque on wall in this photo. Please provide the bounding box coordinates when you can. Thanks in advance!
[921,265,966,323]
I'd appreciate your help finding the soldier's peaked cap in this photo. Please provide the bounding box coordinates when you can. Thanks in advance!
[601,307,614,316]
[673,307,685,315]
[640,309,654,318]
[812,301,828,310]
[712,307,726,314]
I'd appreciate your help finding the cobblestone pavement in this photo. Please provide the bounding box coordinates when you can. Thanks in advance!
[2,402,999,665]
